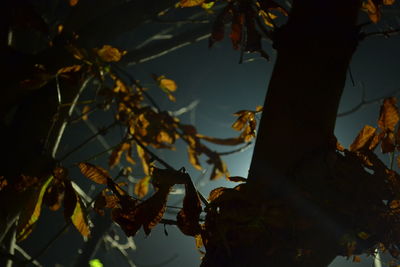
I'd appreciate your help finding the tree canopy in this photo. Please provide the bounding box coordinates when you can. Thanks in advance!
[2,0,400,267]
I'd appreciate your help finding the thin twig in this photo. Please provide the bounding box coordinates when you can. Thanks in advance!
[337,88,400,117]
[360,28,400,40]
[58,121,117,162]
[218,142,253,156]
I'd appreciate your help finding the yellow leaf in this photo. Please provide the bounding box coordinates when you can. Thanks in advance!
[158,75,177,92]
[349,125,376,151]
[179,0,205,7]
[134,176,151,198]
[17,175,54,241]
[201,2,214,9]
[137,144,151,175]
[194,234,204,248]
[78,162,110,184]
[71,194,90,237]
[95,45,127,62]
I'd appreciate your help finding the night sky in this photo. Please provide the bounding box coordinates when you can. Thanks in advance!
[14,2,400,267]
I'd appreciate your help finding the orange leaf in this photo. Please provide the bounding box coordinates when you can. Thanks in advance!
[349,125,377,151]
[381,131,396,153]
[78,162,110,184]
[378,97,399,132]
[134,176,151,198]
[208,187,227,202]
[362,0,381,23]
[109,143,130,169]
[353,255,362,262]
[69,0,79,7]
[57,65,82,75]
[179,0,205,7]
[95,45,127,62]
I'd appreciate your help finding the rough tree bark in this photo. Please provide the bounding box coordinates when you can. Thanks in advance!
[201,0,362,266]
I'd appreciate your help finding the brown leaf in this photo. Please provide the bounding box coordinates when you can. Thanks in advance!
[209,4,232,47]
[43,180,65,211]
[109,143,131,169]
[177,183,202,236]
[378,97,399,132]
[230,11,244,50]
[134,176,151,198]
[352,255,362,262]
[17,175,54,241]
[349,125,377,151]
[78,162,110,184]
[227,176,247,183]
[208,187,227,202]
[57,65,82,75]
[69,0,79,6]
[188,146,202,170]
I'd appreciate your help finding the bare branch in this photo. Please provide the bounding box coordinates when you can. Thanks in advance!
[360,28,400,40]
[337,88,400,117]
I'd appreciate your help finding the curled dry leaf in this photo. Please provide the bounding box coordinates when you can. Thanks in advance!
[188,146,202,170]
[78,162,110,184]
[136,144,151,175]
[349,125,377,151]
[109,143,131,169]
[57,65,82,75]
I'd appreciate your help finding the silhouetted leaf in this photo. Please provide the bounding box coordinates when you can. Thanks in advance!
[177,182,202,236]
[151,167,189,186]
[78,162,110,184]
[227,176,247,182]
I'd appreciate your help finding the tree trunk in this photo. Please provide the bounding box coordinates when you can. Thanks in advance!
[202,1,362,266]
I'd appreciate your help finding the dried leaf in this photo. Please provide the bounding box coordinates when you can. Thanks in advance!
[78,162,110,184]
[17,175,54,241]
[179,0,205,7]
[209,4,232,47]
[208,187,228,202]
[158,76,177,92]
[95,45,127,62]
[188,146,202,170]
[63,180,90,237]
[134,176,151,198]
[43,180,65,211]
[136,144,151,175]
[177,183,202,236]
[109,143,131,169]
[353,255,362,262]
[349,125,377,151]
[57,65,82,75]
[230,11,243,50]
[378,97,399,132]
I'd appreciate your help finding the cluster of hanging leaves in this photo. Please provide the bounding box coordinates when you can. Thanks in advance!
[79,162,204,240]
[362,0,395,23]
[0,166,90,241]
[179,0,288,61]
